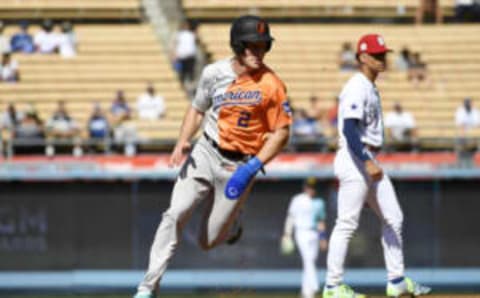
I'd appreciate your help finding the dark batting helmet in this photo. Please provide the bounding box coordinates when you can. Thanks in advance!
[230,15,274,56]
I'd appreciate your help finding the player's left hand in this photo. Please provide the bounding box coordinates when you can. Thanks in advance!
[280,234,295,255]
[225,157,263,200]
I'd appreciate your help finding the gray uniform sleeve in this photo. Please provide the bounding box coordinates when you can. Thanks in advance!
[192,65,214,112]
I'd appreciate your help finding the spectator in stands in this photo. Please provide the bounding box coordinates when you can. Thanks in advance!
[338,42,357,71]
[13,105,45,154]
[109,90,136,155]
[395,47,412,71]
[0,53,20,82]
[136,83,166,120]
[456,98,479,132]
[34,19,59,54]
[455,0,480,22]
[110,90,131,125]
[385,102,418,151]
[326,96,339,137]
[407,52,428,88]
[307,94,323,121]
[46,100,82,156]
[88,103,109,140]
[172,20,198,86]
[10,21,35,54]
[416,0,443,24]
[1,102,22,132]
[0,21,11,54]
[58,21,77,59]
[291,107,324,151]
[113,113,137,156]
[455,97,479,165]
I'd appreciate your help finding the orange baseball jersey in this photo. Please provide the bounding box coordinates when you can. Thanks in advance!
[192,58,292,155]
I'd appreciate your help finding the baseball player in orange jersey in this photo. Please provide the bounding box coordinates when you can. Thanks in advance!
[133,15,292,298]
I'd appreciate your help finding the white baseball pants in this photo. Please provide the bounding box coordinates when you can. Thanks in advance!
[137,137,251,294]
[326,147,405,286]
[295,229,320,298]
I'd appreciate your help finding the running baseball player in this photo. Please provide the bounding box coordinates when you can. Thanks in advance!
[281,177,327,298]
[133,15,292,298]
[322,34,432,298]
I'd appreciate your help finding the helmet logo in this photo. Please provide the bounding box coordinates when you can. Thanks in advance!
[377,36,385,46]
[257,21,266,34]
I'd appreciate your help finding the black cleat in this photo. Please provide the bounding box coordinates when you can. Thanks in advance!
[226,225,243,245]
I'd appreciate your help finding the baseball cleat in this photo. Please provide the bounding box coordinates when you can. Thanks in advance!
[322,283,367,298]
[226,222,243,245]
[133,291,154,298]
[386,277,432,297]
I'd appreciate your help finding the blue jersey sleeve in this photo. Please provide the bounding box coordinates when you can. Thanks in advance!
[343,118,370,161]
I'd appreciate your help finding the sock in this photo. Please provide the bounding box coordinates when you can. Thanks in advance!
[390,276,405,284]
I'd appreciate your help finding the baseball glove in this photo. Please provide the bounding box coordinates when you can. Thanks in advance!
[280,235,295,255]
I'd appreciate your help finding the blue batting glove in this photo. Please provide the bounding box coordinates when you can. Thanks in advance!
[225,157,263,200]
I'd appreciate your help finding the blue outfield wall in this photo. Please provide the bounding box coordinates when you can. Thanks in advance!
[1,269,480,291]
[1,178,480,293]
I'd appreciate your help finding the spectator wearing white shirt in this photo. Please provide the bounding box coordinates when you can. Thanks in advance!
[0,21,12,54]
[455,97,479,165]
[395,47,411,71]
[455,98,479,133]
[385,102,417,150]
[34,20,59,54]
[173,21,197,85]
[0,53,20,82]
[46,100,82,156]
[58,21,77,58]
[136,83,166,120]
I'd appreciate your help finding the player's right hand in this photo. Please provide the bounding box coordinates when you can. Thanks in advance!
[364,159,383,182]
[225,157,263,200]
[168,141,191,167]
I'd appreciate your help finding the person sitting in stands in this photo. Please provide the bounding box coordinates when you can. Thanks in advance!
[10,21,35,54]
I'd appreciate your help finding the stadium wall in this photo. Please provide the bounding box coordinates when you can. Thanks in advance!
[1,179,479,271]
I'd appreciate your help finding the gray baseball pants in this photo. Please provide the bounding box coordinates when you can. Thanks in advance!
[137,137,252,293]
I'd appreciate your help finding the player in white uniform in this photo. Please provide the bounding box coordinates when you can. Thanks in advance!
[282,177,327,298]
[322,34,432,298]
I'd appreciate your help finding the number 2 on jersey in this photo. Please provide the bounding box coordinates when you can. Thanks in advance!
[237,111,251,127]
